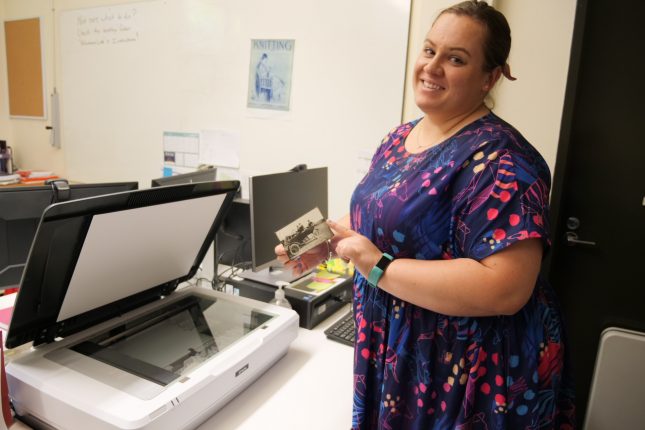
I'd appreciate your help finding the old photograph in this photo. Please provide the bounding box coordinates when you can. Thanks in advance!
[275,207,332,260]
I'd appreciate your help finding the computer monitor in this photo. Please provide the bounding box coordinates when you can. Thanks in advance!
[0,181,138,290]
[239,167,328,286]
[150,167,217,188]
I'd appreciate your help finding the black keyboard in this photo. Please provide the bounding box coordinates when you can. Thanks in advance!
[324,310,354,346]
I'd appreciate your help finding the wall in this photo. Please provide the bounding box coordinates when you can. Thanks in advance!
[0,1,13,147]
[2,0,66,174]
[493,0,576,172]
[2,0,410,219]
[2,0,577,210]
[403,0,577,174]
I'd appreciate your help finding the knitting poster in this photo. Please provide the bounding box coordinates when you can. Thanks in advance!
[247,39,295,111]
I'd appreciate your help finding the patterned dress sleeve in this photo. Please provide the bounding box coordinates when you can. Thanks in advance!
[450,134,552,261]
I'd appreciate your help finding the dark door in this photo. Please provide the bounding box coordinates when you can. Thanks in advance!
[547,0,645,425]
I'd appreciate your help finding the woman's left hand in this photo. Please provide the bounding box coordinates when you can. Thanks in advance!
[275,242,328,276]
[327,220,383,278]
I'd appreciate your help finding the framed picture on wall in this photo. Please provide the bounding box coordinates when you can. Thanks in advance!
[247,39,295,111]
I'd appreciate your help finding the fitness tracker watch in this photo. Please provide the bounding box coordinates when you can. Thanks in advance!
[367,252,394,287]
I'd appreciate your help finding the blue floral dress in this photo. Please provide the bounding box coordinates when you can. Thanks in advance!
[350,113,575,429]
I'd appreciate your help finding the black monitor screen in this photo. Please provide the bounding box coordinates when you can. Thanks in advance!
[249,167,328,272]
[150,168,217,188]
[0,182,138,290]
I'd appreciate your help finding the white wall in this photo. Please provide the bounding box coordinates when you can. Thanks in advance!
[0,1,14,148]
[493,0,576,172]
[2,0,577,203]
[403,0,577,174]
[2,0,66,174]
[1,0,410,220]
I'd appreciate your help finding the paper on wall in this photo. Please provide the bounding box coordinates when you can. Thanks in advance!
[162,131,200,175]
[199,129,240,168]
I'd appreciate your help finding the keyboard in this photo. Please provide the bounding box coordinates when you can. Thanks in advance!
[324,310,354,346]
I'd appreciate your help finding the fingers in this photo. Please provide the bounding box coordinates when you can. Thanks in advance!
[275,243,290,265]
[327,219,355,237]
[326,220,360,259]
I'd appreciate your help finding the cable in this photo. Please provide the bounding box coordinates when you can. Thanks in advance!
[219,225,244,240]
[212,254,251,291]
[215,260,251,291]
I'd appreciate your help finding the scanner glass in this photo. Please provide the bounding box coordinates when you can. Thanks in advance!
[46,291,275,399]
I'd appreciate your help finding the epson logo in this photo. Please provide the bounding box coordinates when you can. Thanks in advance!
[235,363,249,377]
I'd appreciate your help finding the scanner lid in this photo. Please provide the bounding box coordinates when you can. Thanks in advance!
[6,181,239,348]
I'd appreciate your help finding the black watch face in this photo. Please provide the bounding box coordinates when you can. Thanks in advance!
[377,254,393,270]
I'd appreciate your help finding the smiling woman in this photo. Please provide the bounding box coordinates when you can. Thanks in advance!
[412,13,492,130]
[343,3,575,427]
[275,1,576,429]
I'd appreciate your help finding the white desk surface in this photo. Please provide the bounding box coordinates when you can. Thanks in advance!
[200,304,354,429]
[0,289,355,430]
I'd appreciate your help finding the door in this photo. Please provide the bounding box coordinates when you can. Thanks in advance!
[547,0,645,426]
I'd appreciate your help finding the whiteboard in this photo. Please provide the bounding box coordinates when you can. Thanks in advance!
[59,0,410,218]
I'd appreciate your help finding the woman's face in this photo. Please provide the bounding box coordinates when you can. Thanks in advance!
[413,13,496,119]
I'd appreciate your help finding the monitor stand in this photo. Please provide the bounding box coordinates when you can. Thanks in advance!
[239,264,312,287]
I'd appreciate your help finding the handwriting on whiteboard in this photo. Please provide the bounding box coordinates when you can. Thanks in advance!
[75,7,139,46]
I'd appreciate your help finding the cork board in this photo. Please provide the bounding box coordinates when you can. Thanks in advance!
[4,17,46,118]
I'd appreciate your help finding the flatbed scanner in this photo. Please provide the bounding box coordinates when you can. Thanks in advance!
[4,181,299,429]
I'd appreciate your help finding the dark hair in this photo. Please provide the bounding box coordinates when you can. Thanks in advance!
[436,1,511,73]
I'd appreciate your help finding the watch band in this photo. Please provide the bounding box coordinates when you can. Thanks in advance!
[367,252,394,287]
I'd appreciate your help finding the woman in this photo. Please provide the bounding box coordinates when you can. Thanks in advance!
[276,1,575,428]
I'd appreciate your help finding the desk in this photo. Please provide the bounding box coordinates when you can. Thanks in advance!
[0,291,355,430]
[204,264,355,428]
[200,304,354,429]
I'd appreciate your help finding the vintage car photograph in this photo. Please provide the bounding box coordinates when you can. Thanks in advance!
[275,207,332,259]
